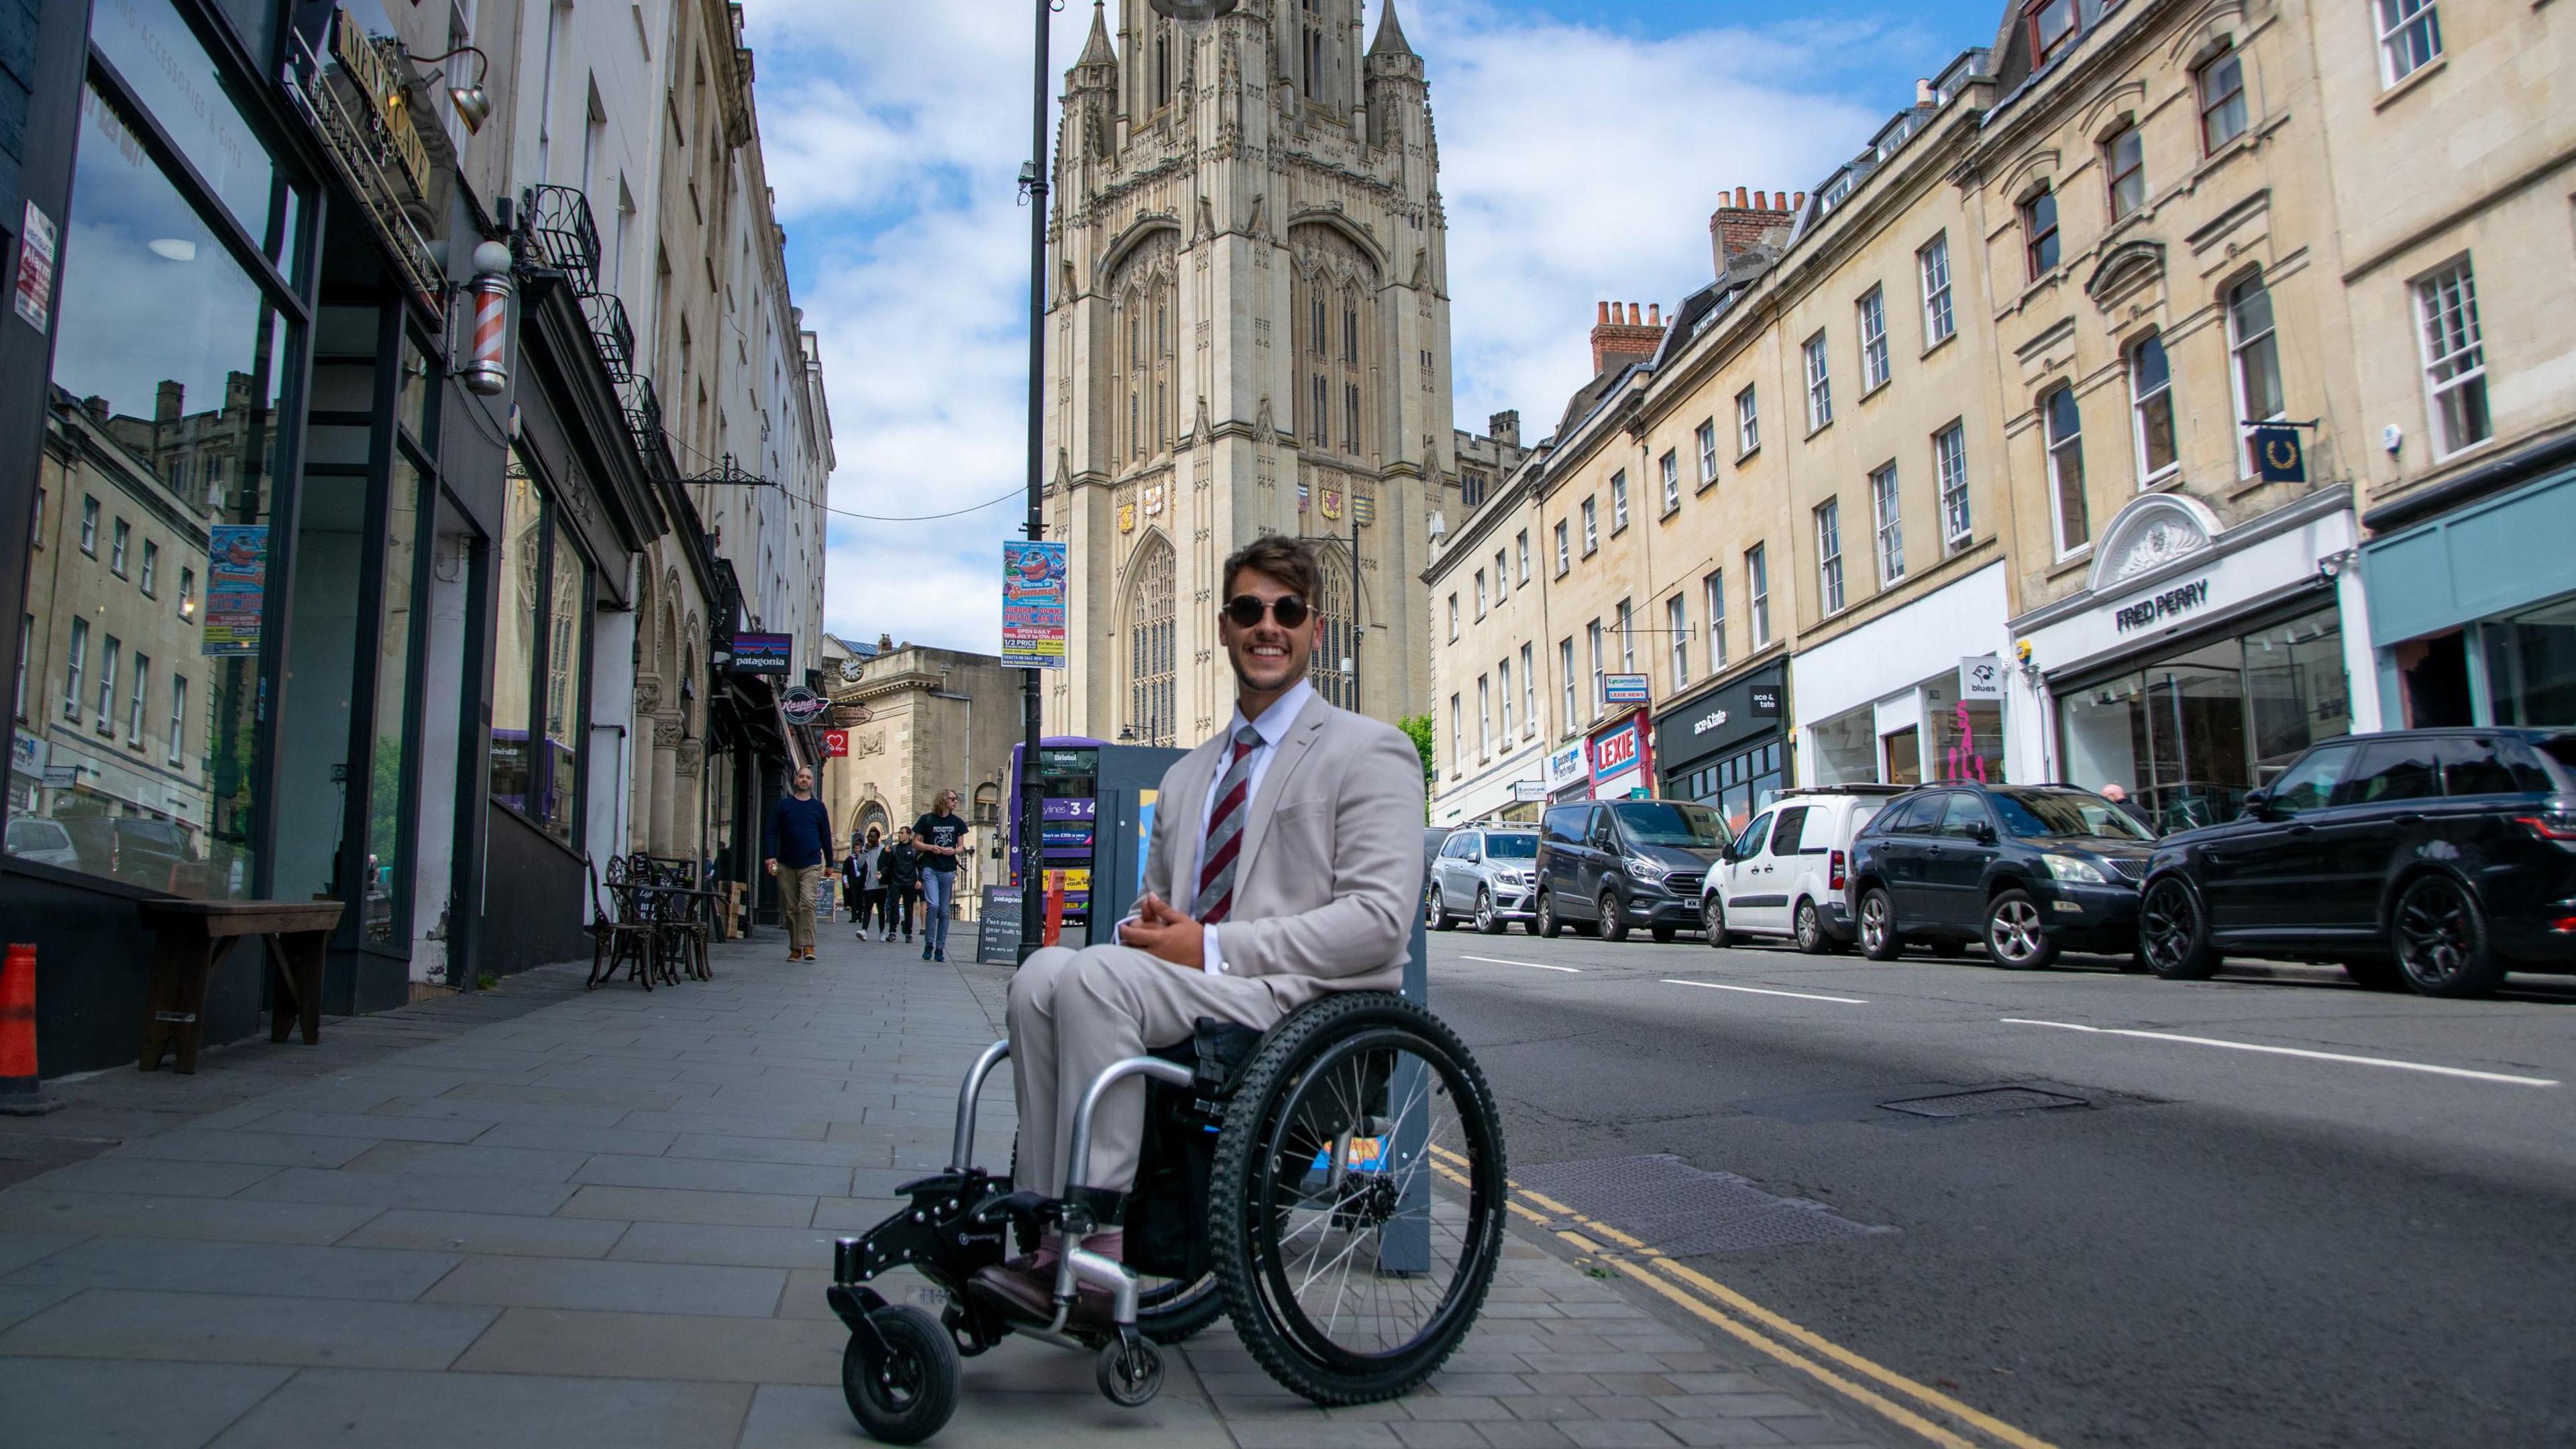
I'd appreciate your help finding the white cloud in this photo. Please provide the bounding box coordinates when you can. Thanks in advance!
[741,1,1921,655]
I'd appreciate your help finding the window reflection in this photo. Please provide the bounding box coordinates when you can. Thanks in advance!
[7,80,286,897]
[89,0,295,257]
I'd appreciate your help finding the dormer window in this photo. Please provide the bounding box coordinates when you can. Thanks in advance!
[2029,0,2080,65]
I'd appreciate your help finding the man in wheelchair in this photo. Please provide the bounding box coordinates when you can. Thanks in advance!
[979,535,1429,1326]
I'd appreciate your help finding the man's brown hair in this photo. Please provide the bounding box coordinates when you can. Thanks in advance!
[1220,533,1322,608]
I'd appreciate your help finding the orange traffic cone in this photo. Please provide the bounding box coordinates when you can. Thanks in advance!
[0,944,63,1116]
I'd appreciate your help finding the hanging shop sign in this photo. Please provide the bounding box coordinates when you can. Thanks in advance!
[1959,654,2004,701]
[1511,780,1552,802]
[1002,541,1069,670]
[1603,674,1651,706]
[201,525,268,656]
[2253,425,2307,484]
[1591,719,1644,786]
[826,703,872,728]
[781,686,830,724]
[820,729,850,758]
[728,631,794,674]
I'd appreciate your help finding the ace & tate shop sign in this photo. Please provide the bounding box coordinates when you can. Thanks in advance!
[1654,665,1785,770]
[2114,578,2210,634]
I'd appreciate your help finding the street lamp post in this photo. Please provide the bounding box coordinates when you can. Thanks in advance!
[1016,0,1236,963]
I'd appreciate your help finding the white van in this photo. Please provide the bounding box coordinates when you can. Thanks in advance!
[1703,787,1910,952]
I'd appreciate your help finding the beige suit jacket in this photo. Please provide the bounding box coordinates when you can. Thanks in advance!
[1138,692,1427,1006]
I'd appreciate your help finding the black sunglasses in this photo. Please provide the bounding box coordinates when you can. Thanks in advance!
[1223,594,1311,629]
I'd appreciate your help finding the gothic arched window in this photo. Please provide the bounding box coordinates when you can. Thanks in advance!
[1289,225,1377,462]
[1309,551,1356,711]
[1124,535,1177,747]
[1111,231,1179,470]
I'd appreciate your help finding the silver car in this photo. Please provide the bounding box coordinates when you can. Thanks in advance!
[1428,827,1543,934]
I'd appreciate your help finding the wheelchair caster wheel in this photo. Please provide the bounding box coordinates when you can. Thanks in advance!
[1097,1330,1165,1407]
[842,1305,959,1444]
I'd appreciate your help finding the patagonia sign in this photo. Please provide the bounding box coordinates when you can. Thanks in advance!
[2114,578,2210,633]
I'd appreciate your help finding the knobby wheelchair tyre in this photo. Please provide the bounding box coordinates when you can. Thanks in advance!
[1210,992,1508,1405]
[841,1304,958,1445]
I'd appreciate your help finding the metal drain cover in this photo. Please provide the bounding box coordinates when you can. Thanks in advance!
[1513,1154,1882,1254]
[1880,1087,2088,1119]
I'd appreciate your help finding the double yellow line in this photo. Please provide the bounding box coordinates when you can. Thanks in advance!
[1428,1145,2055,1449]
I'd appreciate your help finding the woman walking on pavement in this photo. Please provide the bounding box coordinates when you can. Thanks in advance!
[912,790,969,961]
[847,826,887,941]
[881,826,922,946]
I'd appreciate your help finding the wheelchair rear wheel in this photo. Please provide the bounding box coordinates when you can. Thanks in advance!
[1210,993,1507,1405]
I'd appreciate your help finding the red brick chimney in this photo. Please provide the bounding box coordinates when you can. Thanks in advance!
[1590,301,1666,376]
[1709,186,1805,276]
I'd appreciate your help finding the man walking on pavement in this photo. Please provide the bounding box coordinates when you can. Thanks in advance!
[912,790,969,961]
[763,765,835,962]
[882,826,922,945]
[977,535,1424,1325]
[848,826,888,941]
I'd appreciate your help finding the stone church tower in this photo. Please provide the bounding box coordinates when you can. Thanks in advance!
[1044,0,1460,745]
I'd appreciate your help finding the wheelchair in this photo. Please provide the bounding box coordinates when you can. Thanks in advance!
[824,990,1508,1443]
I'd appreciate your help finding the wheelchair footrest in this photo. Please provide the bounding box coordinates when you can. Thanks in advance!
[832,1171,1011,1286]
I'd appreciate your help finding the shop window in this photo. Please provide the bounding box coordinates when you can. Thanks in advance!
[6,76,290,898]
[2044,387,2089,555]
[2129,336,2179,486]
[2396,632,2473,728]
[2377,0,2441,87]
[1882,728,1923,786]
[1931,695,2004,784]
[490,455,592,852]
[2229,277,2285,476]
[2198,50,2248,153]
[2482,596,2576,727]
[1813,710,1876,786]
[2415,260,2489,459]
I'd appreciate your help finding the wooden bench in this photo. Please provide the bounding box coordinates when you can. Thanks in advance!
[136,900,344,1074]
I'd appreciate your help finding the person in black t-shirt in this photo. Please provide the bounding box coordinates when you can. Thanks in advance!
[911,790,969,961]
[881,828,922,943]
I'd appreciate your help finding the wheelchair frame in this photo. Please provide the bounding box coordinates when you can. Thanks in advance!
[826,990,1506,1444]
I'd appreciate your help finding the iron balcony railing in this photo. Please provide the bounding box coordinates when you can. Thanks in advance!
[521,184,601,294]
[584,292,637,382]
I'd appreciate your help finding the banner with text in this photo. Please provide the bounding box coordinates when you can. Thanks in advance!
[1002,541,1069,669]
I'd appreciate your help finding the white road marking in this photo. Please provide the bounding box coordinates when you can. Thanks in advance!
[2002,1018,2561,1088]
[1460,955,1582,973]
[1663,979,1870,1005]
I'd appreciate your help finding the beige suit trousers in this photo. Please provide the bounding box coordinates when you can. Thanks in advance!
[1007,943,1289,1197]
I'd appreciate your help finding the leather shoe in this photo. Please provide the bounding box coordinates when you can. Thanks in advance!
[969,1263,1117,1333]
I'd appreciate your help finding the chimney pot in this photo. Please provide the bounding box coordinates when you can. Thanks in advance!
[1774,192,1787,211]
[1735,185,1749,208]
[1627,303,1641,326]
[1648,304,1661,325]
[1916,77,1937,105]
[1794,191,1807,209]
[1597,301,1611,324]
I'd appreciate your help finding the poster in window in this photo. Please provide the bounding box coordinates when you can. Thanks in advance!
[201,525,267,655]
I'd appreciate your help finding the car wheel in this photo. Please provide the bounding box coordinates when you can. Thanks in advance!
[1598,889,1630,943]
[1985,890,2059,971]
[1427,885,1451,931]
[1474,890,1504,935]
[2342,956,2405,991]
[2392,875,2504,998]
[1704,895,1732,949]
[1858,888,1902,961]
[2138,877,2220,981]
[1793,900,1836,955]
[1536,894,1563,938]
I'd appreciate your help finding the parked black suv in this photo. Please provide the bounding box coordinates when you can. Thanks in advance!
[1536,799,1729,942]
[1848,784,2158,969]
[2137,728,2576,997]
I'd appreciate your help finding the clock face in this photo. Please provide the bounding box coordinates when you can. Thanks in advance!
[840,659,862,682]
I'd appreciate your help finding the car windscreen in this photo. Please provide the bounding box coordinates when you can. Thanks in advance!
[1609,802,1730,847]
[1992,790,2155,841]
[1485,835,1538,859]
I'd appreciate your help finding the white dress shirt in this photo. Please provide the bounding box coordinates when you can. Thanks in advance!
[1123,678,1315,974]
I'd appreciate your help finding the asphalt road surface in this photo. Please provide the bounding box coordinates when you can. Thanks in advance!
[1426,922,2576,1449]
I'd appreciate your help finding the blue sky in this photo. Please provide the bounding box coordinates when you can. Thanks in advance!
[737,0,2012,654]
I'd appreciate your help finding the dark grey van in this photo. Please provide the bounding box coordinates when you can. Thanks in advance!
[1534,799,1731,941]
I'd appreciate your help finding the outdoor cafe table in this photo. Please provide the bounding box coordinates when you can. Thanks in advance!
[134,900,344,1074]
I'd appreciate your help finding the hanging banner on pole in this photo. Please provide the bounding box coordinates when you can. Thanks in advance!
[1002,541,1068,670]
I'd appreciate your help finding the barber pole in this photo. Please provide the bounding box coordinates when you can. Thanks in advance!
[461,238,514,396]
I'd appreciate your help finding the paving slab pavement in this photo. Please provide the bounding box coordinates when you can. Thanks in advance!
[0,928,1904,1449]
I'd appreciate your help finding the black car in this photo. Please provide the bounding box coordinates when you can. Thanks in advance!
[2137,728,2576,998]
[1535,798,1729,942]
[1847,784,2158,969]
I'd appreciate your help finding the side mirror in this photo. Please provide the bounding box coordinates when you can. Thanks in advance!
[2241,790,2272,820]
[1973,821,1998,845]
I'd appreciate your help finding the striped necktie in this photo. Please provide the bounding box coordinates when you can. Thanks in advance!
[1192,724,1265,924]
